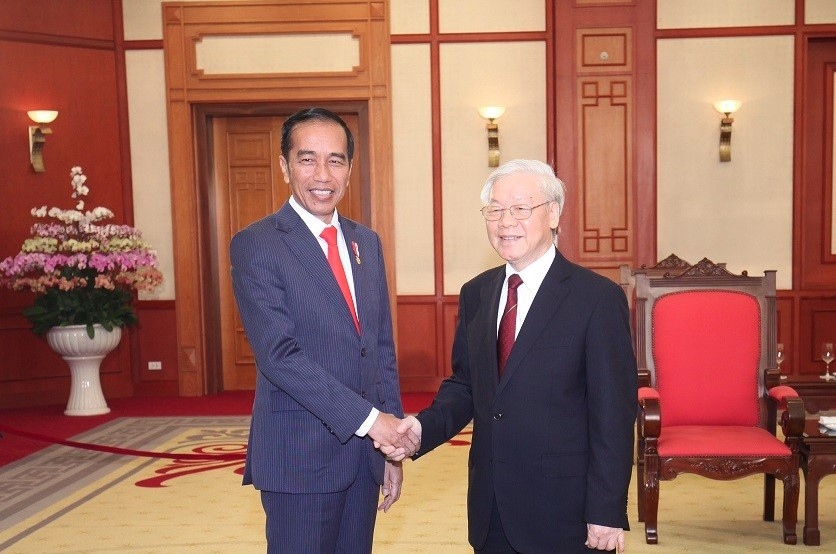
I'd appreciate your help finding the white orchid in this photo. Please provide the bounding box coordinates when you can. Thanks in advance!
[70,166,88,198]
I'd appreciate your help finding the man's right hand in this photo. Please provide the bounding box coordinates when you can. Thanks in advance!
[377,415,422,461]
[369,413,421,460]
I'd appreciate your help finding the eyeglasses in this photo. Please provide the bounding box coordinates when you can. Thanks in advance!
[480,201,551,221]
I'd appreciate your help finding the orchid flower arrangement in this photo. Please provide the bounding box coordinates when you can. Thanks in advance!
[0,167,163,338]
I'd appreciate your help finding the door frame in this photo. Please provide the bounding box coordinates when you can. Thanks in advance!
[162,1,395,396]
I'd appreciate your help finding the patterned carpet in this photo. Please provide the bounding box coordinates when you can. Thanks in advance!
[0,417,834,553]
[0,417,253,553]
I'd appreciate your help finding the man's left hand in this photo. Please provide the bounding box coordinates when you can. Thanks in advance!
[585,524,624,552]
[377,460,403,512]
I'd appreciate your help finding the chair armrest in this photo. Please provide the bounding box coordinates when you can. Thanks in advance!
[780,396,805,438]
[638,386,659,402]
[768,385,799,409]
[639,394,661,438]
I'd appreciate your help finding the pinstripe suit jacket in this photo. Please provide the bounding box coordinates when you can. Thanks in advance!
[230,202,403,493]
[415,249,637,554]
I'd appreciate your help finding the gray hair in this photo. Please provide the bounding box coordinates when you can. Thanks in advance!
[479,159,566,216]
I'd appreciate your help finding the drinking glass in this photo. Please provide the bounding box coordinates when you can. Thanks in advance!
[821,342,835,381]
[776,343,785,371]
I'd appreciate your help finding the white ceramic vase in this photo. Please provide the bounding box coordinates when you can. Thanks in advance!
[46,324,122,416]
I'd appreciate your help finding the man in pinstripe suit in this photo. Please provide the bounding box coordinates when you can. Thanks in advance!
[230,108,416,553]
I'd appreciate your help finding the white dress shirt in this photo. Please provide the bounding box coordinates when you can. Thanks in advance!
[496,246,556,339]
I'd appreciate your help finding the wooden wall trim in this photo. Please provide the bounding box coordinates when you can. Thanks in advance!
[124,40,163,50]
[656,25,800,39]
[0,30,114,49]
[391,31,547,43]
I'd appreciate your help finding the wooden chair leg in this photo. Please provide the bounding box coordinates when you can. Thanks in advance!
[781,472,799,545]
[763,474,775,521]
[637,455,645,522]
[643,459,659,544]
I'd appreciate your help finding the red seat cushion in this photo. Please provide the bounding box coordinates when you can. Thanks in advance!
[658,425,791,457]
[638,386,659,401]
[652,290,761,427]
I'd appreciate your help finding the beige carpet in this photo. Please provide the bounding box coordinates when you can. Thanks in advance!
[0,417,833,553]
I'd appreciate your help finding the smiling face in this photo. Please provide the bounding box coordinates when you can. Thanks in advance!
[485,172,560,271]
[279,119,352,224]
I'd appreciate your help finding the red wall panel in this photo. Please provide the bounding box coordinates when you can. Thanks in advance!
[135,301,179,383]
[0,0,115,42]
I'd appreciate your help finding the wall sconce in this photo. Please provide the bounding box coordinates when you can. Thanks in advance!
[28,110,59,172]
[712,100,741,162]
[478,106,505,167]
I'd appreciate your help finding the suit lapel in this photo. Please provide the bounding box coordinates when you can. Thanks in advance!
[481,270,505,389]
[497,249,572,394]
[339,217,366,332]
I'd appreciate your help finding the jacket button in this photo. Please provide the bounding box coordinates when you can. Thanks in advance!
[360,348,367,357]
[493,413,502,420]
[361,392,367,399]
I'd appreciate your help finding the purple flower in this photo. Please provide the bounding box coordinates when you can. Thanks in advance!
[0,166,163,305]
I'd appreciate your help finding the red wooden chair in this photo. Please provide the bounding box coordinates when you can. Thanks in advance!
[634,259,804,545]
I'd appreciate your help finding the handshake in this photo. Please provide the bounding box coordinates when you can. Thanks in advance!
[368,413,423,461]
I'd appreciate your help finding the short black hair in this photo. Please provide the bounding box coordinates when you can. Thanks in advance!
[281,107,354,162]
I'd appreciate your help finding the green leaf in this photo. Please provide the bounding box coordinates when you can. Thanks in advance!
[22,285,138,337]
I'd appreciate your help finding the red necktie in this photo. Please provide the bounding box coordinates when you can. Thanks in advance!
[497,274,523,376]
[320,226,360,333]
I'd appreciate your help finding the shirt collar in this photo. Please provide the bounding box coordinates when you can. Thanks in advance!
[289,195,341,237]
[505,246,555,293]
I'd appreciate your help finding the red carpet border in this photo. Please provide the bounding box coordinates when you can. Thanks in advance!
[0,424,246,461]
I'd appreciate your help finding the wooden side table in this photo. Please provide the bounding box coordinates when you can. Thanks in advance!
[786,376,836,413]
[800,418,836,545]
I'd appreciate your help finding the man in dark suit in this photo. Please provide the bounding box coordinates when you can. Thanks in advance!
[230,107,416,553]
[390,159,637,553]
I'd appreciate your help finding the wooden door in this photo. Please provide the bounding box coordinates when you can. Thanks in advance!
[793,37,836,377]
[213,114,363,390]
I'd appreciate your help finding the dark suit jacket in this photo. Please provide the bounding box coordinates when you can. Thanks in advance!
[416,248,637,554]
[230,202,402,494]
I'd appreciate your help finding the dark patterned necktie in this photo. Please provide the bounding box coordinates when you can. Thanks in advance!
[320,226,360,333]
[497,274,523,376]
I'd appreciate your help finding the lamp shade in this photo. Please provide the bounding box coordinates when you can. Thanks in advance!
[478,106,505,121]
[712,100,741,116]
[27,110,59,124]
